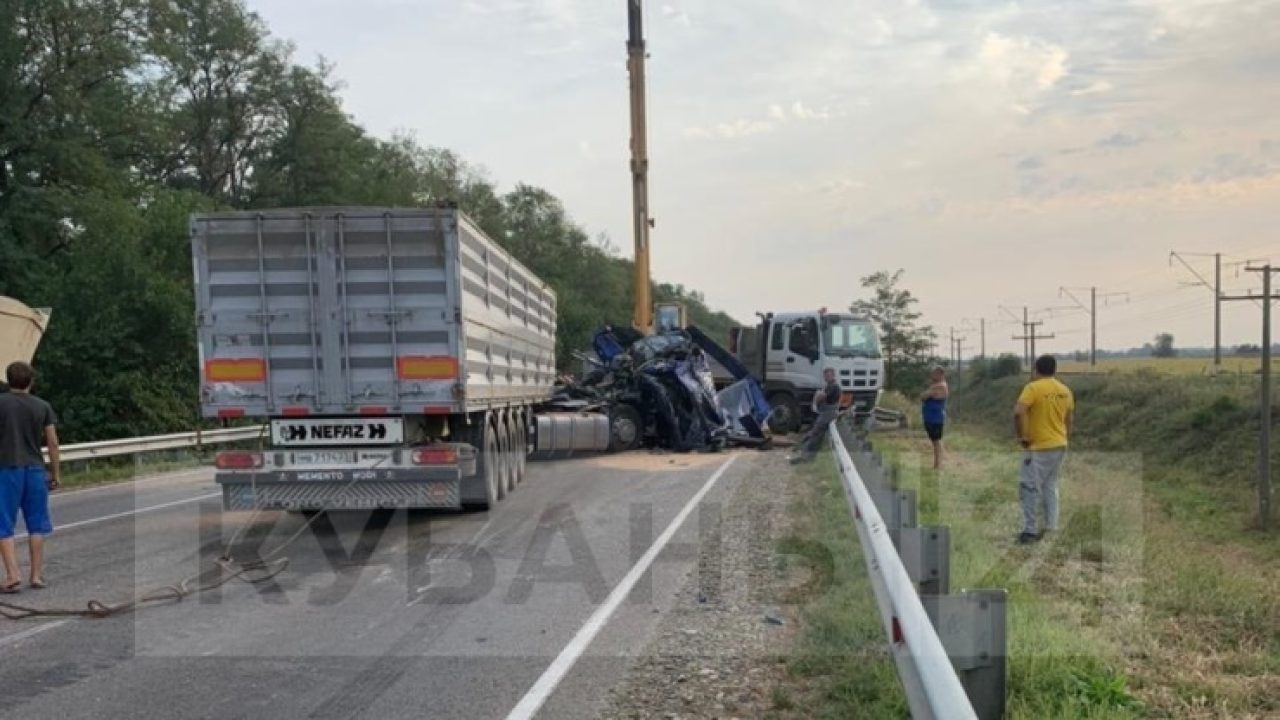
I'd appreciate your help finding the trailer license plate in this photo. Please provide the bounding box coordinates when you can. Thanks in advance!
[291,451,357,465]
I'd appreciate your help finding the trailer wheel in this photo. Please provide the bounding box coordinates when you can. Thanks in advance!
[767,392,801,434]
[465,415,502,511]
[512,411,529,484]
[497,414,516,497]
[608,404,643,452]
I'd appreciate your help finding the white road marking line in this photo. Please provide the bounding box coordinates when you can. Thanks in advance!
[13,493,222,541]
[0,620,71,649]
[504,455,739,720]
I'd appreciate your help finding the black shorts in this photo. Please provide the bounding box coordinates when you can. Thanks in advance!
[924,423,944,441]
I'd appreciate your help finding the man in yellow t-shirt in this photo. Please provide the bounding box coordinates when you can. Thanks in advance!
[1013,355,1075,544]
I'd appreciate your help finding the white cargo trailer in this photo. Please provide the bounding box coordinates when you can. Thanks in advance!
[191,207,569,510]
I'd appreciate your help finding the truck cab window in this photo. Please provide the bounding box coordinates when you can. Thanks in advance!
[771,323,785,350]
[789,318,820,357]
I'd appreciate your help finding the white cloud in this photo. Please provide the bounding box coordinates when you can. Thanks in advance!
[661,4,691,27]
[683,118,775,140]
[1072,80,1114,96]
[977,32,1070,91]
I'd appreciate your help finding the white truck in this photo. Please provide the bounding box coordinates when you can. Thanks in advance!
[192,206,606,512]
[720,310,884,432]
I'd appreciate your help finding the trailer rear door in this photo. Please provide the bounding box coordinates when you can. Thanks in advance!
[193,209,461,418]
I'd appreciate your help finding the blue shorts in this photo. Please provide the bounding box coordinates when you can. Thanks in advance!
[0,466,53,538]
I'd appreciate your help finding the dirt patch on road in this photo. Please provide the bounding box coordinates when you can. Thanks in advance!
[597,451,800,719]
[583,449,755,473]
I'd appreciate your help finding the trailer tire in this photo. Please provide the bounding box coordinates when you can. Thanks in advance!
[768,392,801,434]
[464,414,502,511]
[494,412,514,497]
[608,403,643,452]
[512,411,529,484]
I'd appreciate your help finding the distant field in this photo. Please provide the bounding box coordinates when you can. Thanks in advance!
[1057,355,1279,375]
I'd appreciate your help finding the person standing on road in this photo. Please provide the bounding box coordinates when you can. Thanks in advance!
[791,368,842,463]
[1013,355,1074,545]
[919,366,949,470]
[0,362,60,592]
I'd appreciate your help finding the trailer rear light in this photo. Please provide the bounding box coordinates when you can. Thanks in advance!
[217,408,245,419]
[205,358,267,382]
[282,406,310,417]
[397,356,459,380]
[216,451,263,470]
[411,448,458,465]
[359,406,389,415]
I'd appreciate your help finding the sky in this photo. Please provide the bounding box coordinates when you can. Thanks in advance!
[247,0,1280,357]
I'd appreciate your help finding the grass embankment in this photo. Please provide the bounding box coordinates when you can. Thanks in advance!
[1057,356,1280,376]
[776,376,1279,718]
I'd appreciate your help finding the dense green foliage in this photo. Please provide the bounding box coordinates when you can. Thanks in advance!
[0,0,737,441]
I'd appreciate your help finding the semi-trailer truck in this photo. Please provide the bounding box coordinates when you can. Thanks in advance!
[192,206,606,512]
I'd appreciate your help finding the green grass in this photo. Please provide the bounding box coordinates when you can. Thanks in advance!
[875,371,1280,718]
[773,453,908,719]
[57,456,205,490]
[781,368,1280,717]
[1057,356,1280,376]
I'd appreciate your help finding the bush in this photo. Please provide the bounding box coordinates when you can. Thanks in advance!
[968,353,1022,383]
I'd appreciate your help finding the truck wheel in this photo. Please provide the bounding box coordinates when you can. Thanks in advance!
[608,404,643,452]
[768,392,801,434]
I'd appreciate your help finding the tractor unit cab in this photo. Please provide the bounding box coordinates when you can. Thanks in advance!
[726,309,883,433]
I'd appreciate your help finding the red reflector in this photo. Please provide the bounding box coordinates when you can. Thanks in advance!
[282,406,309,417]
[216,451,263,470]
[411,448,458,465]
[892,617,904,645]
[423,405,453,416]
[360,406,389,415]
[217,408,245,419]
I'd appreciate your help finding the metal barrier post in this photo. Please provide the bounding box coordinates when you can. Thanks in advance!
[923,590,1008,720]
[900,526,951,596]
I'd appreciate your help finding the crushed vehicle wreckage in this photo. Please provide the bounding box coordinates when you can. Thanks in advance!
[543,326,774,453]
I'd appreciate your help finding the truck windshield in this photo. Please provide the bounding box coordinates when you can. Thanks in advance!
[824,319,882,358]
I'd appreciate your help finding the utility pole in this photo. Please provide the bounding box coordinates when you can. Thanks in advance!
[1171,251,1265,368]
[1060,286,1129,366]
[981,317,986,359]
[1013,320,1055,370]
[1221,266,1279,530]
[627,0,653,333]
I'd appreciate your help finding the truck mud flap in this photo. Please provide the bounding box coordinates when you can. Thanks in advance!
[222,480,460,511]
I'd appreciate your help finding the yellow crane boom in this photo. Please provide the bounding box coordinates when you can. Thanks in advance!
[627,0,653,333]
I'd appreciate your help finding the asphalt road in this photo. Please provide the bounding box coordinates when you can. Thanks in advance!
[0,451,757,720]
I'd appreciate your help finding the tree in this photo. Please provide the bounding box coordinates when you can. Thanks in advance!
[850,270,936,389]
[1152,333,1177,358]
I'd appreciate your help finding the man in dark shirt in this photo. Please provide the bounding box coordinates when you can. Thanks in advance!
[0,362,60,592]
[791,368,843,463]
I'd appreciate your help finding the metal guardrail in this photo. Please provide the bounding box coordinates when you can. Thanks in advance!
[829,421,1007,720]
[48,426,266,463]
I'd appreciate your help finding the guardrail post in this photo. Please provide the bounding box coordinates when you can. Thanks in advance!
[899,526,951,595]
[922,589,1008,720]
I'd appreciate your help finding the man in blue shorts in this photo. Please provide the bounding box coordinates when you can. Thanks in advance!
[0,361,61,592]
[919,366,949,469]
